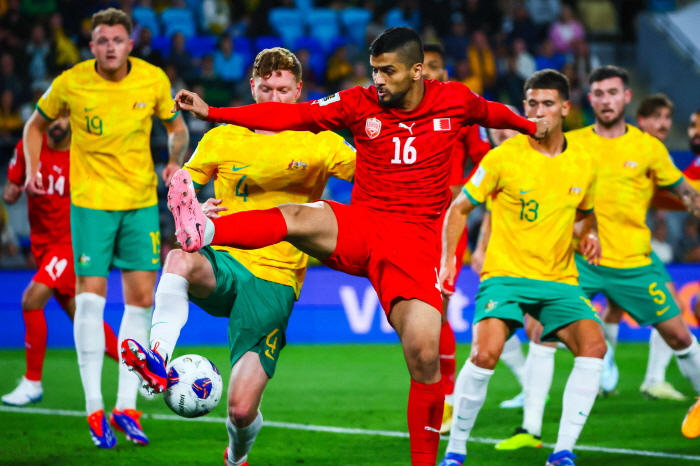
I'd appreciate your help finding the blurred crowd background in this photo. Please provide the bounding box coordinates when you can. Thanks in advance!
[0,0,698,269]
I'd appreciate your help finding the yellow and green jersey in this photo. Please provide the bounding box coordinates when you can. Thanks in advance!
[567,125,683,268]
[185,125,356,297]
[37,57,177,211]
[463,134,597,285]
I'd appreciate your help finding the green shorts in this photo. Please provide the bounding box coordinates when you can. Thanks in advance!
[474,277,602,342]
[575,254,680,326]
[650,251,673,283]
[71,203,161,276]
[190,246,296,378]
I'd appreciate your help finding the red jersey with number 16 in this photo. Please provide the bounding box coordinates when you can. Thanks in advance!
[308,79,489,223]
[8,137,71,248]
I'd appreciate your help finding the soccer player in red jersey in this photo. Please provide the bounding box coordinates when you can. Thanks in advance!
[1,113,119,407]
[170,28,546,465]
[422,43,493,434]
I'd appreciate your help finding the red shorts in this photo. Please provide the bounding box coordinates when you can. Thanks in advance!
[321,201,443,315]
[32,242,75,300]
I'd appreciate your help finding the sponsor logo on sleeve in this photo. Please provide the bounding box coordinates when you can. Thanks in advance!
[433,118,451,131]
[318,93,341,107]
[471,165,486,187]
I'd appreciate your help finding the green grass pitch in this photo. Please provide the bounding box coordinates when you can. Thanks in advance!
[1,343,698,465]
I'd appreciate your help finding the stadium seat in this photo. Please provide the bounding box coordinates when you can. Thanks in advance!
[234,36,254,68]
[294,36,324,56]
[294,0,313,12]
[132,6,160,36]
[269,8,305,48]
[384,8,420,30]
[150,35,172,57]
[186,35,217,59]
[255,36,285,53]
[340,8,372,47]
[161,7,197,38]
[306,8,340,53]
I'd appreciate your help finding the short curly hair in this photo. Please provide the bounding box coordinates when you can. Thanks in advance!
[91,8,132,35]
[252,47,302,83]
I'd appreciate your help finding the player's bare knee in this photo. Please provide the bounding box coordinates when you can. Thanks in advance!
[470,347,500,370]
[278,203,304,230]
[405,342,439,375]
[164,249,196,279]
[578,337,607,359]
[664,330,693,351]
[228,401,257,428]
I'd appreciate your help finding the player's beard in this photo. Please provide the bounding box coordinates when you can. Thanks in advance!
[596,107,625,129]
[48,126,70,145]
[376,83,411,108]
[691,136,700,155]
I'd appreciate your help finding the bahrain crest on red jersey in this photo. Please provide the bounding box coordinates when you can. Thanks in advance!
[365,117,382,139]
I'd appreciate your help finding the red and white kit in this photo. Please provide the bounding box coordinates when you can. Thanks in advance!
[208,79,530,313]
[8,137,74,302]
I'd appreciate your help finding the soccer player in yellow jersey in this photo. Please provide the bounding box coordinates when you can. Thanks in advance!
[22,9,189,447]
[567,66,700,408]
[601,93,687,400]
[438,70,606,466]
[121,48,355,466]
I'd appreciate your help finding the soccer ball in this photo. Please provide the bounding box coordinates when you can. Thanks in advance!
[163,354,223,418]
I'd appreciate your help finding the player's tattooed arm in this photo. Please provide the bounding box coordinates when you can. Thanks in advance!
[440,191,478,295]
[162,114,190,185]
[671,178,700,218]
[574,210,601,265]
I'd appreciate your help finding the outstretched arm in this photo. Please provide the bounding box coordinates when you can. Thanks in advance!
[441,190,478,294]
[172,89,322,133]
[479,100,548,139]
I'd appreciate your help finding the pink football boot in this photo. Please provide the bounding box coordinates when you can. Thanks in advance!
[168,169,208,252]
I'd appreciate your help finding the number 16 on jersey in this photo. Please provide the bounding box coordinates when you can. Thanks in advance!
[392,137,417,165]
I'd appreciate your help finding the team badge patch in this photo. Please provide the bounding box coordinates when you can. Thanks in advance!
[623,160,638,169]
[433,118,451,131]
[365,117,382,139]
[569,186,582,195]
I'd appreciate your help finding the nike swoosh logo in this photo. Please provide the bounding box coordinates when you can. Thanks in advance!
[656,305,671,316]
[232,165,250,172]
[151,258,160,264]
[457,415,472,421]
[520,189,535,194]
[579,412,588,417]
[84,107,98,112]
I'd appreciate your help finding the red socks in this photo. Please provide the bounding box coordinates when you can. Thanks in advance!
[407,379,444,466]
[104,322,119,362]
[439,321,457,396]
[212,208,288,250]
[23,309,47,382]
